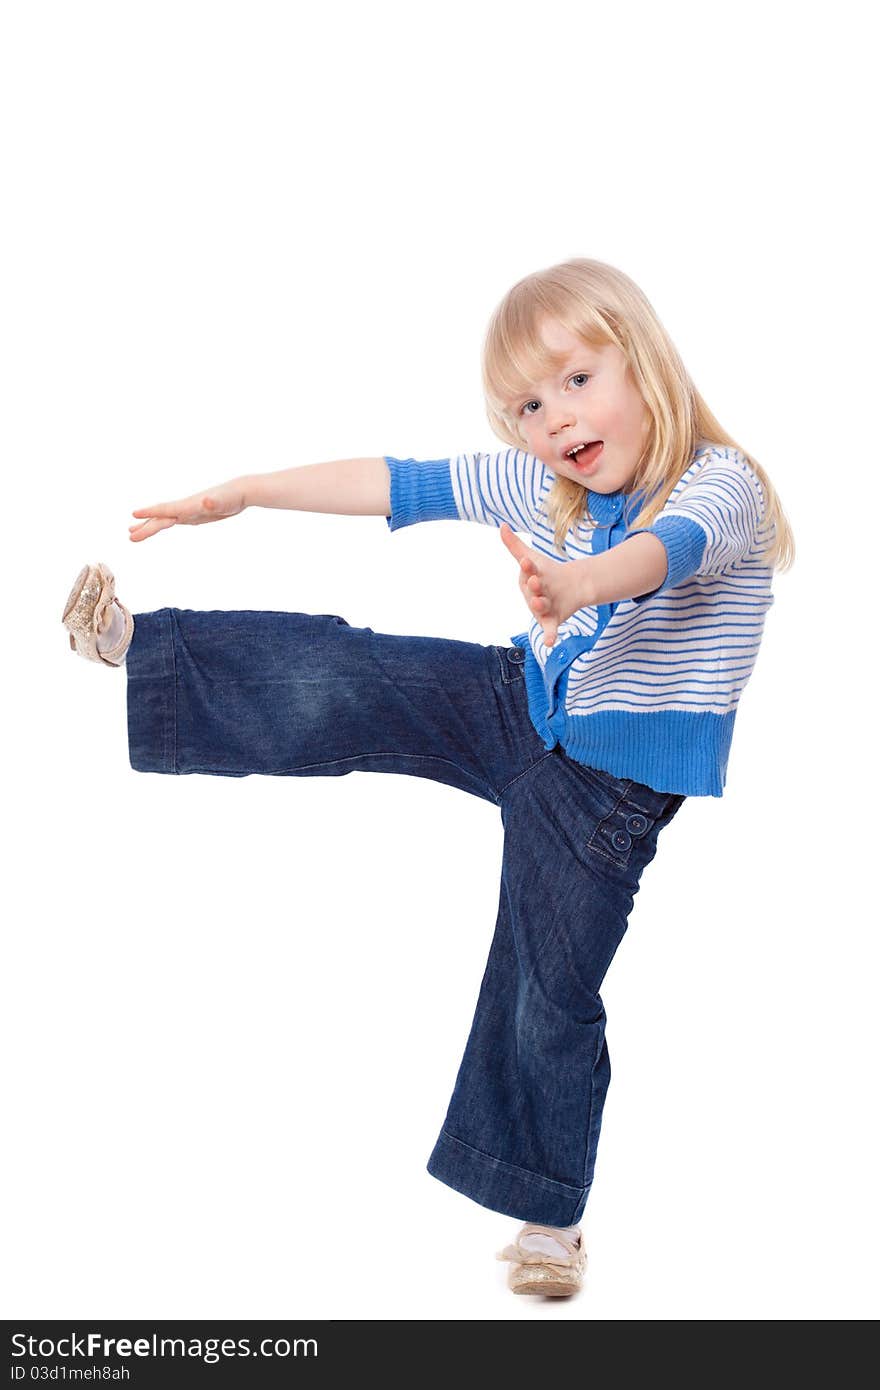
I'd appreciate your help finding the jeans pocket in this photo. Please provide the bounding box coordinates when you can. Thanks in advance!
[495,645,526,685]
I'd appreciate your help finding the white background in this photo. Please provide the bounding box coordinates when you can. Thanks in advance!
[3,0,877,1321]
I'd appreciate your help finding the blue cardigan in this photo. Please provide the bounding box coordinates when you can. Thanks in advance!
[384,443,775,797]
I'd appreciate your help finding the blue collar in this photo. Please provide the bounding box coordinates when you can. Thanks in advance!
[587,486,647,528]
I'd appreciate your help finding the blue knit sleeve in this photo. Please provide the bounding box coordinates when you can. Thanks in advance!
[627,515,708,604]
[384,450,550,533]
[384,457,458,531]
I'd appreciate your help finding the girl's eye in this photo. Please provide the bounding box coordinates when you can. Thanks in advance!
[519,373,591,416]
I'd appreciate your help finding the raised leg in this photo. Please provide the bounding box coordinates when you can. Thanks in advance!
[126,608,545,804]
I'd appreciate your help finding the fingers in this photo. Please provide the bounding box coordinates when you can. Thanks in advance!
[500,522,526,558]
[519,574,544,606]
[130,491,227,531]
[519,572,549,615]
[131,502,175,518]
[130,515,176,531]
[507,527,555,640]
[128,516,176,541]
[131,494,206,523]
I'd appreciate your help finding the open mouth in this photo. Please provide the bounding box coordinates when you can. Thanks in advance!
[566,441,604,471]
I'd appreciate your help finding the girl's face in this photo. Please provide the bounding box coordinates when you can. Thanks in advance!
[512,318,651,494]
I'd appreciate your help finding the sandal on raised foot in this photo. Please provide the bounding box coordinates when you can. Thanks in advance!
[62,562,133,667]
[496,1223,587,1297]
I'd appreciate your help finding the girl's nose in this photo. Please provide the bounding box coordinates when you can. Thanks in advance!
[547,404,576,434]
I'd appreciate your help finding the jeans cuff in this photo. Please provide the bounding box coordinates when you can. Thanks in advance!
[126,609,177,774]
[426,1128,587,1227]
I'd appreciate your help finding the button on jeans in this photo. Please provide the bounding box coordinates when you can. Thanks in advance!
[126,608,686,1226]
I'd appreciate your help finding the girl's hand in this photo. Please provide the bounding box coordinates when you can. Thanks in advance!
[129,478,249,541]
[499,522,586,648]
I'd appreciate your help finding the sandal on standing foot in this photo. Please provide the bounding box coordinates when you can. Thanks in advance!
[62,562,133,667]
[496,1224,587,1297]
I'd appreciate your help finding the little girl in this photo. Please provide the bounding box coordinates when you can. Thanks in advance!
[62,257,794,1298]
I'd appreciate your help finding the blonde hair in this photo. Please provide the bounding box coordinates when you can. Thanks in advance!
[481,257,794,571]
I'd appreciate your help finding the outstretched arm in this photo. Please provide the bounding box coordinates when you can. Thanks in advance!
[130,459,393,541]
[245,458,392,515]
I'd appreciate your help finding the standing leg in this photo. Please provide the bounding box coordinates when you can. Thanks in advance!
[427,749,686,1226]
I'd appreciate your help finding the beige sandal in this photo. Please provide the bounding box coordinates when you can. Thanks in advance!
[62,562,133,667]
[496,1223,587,1296]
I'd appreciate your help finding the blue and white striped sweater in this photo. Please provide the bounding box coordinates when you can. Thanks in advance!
[384,443,775,797]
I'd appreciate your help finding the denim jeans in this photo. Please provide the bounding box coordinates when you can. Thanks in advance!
[126,608,686,1227]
